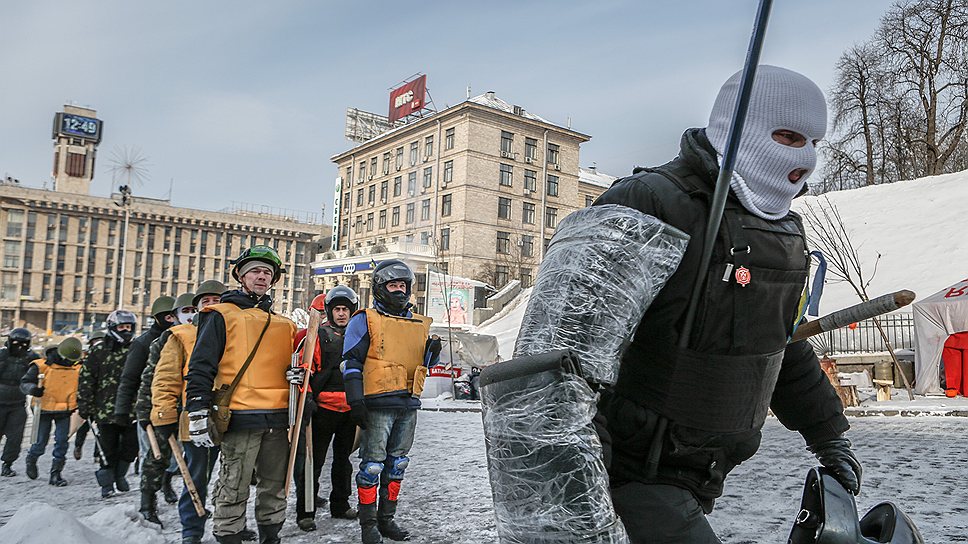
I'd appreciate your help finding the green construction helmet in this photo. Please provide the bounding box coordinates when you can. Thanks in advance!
[231,245,285,285]
[173,292,195,310]
[150,295,176,318]
[193,279,227,307]
[58,337,83,362]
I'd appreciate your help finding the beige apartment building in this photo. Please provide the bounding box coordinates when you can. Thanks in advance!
[0,105,325,333]
[318,92,612,310]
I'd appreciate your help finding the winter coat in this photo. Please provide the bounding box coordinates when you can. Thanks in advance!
[77,338,132,424]
[114,321,168,418]
[0,346,39,406]
[151,324,197,441]
[295,323,350,412]
[134,330,171,424]
[594,128,849,512]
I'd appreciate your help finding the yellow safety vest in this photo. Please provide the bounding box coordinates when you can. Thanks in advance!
[33,360,80,412]
[360,309,432,397]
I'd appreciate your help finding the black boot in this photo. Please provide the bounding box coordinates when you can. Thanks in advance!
[114,461,131,492]
[257,522,283,544]
[1,462,15,477]
[239,527,257,541]
[96,467,116,498]
[139,490,163,527]
[49,459,68,486]
[162,471,178,504]
[25,455,39,480]
[73,443,83,460]
[378,485,410,541]
[215,534,244,544]
[359,503,383,544]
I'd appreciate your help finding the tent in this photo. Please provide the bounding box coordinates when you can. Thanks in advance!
[913,277,968,395]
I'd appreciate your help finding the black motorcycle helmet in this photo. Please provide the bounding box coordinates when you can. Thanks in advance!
[106,310,138,346]
[372,259,414,314]
[6,327,31,356]
[324,285,359,325]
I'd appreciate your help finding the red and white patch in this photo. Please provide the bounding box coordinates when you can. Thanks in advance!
[735,266,751,287]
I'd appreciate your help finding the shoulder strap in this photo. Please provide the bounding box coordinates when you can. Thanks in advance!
[222,311,273,401]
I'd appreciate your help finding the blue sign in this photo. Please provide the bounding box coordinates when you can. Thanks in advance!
[313,259,377,276]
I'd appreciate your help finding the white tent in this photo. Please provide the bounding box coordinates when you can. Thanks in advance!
[913,277,968,395]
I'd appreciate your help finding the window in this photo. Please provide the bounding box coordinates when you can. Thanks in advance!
[495,265,509,286]
[3,241,20,268]
[380,180,388,202]
[545,237,552,253]
[382,152,391,175]
[393,176,402,197]
[520,268,533,288]
[496,231,511,254]
[366,213,374,232]
[407,172,417,195]
[370,157,377,178]
[440,228,450,251]
[545,207,559,228]
[586,195,595,207]
[410,142,419,165]
[25,212,36,239]
[501,131,514,154]
[5,209,23,237]
[445,127,455,150]
[439,262,449,274]
[391,206,400,226]
[522,202,536,224]
[525,137,537,160]
[22,242,33,269]
[499,164,513,187]
[44,244,53,270]
[135,223,145,249]
[420,231,430,245]
[355,215,363,234]
[21,272,31,297]
[422,167,433,188]
[46,216,56,241]
[356,188,364,207]
[66,152,86,177]
[547,174,559,197]
[346,166,353,184]
[368,185,376,205]
[59,215,69,242]
[441,194,452,217]
[358,161,366,182]
[343,192,350,210]
[547,143,560,165]
[406,203,415,224]
[443,160,453,183]
[524,169,537,192]
[498,197,511,220]
[379,210,387,229]
[1,272,17,301]
[341,218,349,239]
[421,199,431,221]
[424,135,434,157]
[521,235,535,257]
[395,147,404,169]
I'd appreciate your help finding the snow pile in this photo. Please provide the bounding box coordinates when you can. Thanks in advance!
[0,502,165,544]
[475,288,531,361]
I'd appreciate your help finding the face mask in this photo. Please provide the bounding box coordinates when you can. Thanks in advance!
[176,308,197,325]
[109,328,134,346]
[705,65,827,220]
[384,290,410,312]
[8,342,28,356]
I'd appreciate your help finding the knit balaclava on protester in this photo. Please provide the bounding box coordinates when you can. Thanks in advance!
[705,65,827,220]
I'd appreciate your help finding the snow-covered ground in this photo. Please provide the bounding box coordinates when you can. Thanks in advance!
[2,411,966,543]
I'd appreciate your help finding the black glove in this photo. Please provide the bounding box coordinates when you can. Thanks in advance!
[426,336,442,357]
[808,437,862,495]
[154,423,177,440]
[29,385,44,397]
[301,396,317,426]
[138,419,149,430]
[349,402,369,430]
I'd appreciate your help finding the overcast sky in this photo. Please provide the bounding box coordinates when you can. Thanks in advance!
[0,1,889,223]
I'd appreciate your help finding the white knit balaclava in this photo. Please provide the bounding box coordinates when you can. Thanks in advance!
[705,65,827,220]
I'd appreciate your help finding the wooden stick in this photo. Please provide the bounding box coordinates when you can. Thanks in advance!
[304,423,314,510]
[790,290,916,343]
[168,435,207,517]
[145,423,163,460]
[285,308,322,492]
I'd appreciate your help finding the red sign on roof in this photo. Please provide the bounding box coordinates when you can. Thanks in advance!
[388,75,427,123]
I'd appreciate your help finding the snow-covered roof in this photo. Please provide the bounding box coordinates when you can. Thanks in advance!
[578,167,617,188]
[467,92,548,123]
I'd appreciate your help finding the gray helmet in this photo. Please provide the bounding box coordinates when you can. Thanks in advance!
[150,295,176,318]
[324,285,359,324]
[58,337,84,362]
[192,279,227,308]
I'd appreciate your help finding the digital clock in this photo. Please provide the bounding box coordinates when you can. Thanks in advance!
[52,112,103,143]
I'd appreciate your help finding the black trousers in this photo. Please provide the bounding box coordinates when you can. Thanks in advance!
[611,482,721,544]
[0,403,27,464]
[295,408,356,518]
[96,421,139,466]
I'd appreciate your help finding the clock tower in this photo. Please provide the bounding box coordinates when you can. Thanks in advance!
[51,104,103,195]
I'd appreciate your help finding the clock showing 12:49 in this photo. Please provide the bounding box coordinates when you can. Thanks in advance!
[53,112,103,143]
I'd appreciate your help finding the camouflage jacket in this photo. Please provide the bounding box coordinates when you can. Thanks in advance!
[77,338,132,424]
[135,330,172,423]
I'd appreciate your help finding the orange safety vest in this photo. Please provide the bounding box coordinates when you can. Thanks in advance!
[32,360,80,412]
[360,309,432,397]
[169,323,197,404]
[206,303,296,411]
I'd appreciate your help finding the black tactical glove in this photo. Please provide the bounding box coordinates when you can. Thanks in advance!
[29,385,44,397]
[426,336,442,358]
[301,396,317,426]
[808,436,862,495]
[349,402,369,430]
[154,423,177,440]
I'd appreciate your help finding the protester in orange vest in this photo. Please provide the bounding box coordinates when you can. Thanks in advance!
[20,337,83,486]
[184,246,296,544]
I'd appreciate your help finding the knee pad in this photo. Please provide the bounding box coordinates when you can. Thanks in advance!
[385,456,409,480]
[356,461,384,487]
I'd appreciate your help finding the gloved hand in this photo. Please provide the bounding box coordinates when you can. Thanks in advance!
[154,423,177,440]
[426,336,442,357]
[301,396,317,426]
[808,436,862,495]
[188,409,214,448]
[349,402,369,430]
[286,366,306,386]
[138,419,149,430]
[29,385,44,397]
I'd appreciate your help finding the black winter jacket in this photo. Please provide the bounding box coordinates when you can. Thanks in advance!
[114,321,169,417]
[0,347,38,405]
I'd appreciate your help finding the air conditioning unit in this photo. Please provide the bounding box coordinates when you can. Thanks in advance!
[501,151,517,160]
[423,156,432,162]
[368,174,374,180]
[516,239,524,247]
[396,165,402,171]
[524,187,533,195]
[525,156,535,164]
[381,198,387,204]
[553,163,561,171]
[411,160,417,166]
[408,190,415,197]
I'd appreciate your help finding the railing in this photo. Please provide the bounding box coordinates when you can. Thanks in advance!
[808,313,915,355]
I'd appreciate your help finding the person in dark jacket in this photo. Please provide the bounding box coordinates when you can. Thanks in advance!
[593,66,861,543]
[78,310,140,498]
[73,330,107,461]
[290,287,361,532]
[342,260,441,544]
[0,328,38,477]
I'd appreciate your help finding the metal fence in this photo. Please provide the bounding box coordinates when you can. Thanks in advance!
[807,313,915,355]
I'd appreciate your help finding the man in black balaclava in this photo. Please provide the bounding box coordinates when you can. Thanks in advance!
[0,328,38,476]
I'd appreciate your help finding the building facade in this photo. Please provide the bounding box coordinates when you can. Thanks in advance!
[316,92,612,310]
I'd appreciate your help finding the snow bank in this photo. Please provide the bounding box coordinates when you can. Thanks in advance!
[0,502,165,544]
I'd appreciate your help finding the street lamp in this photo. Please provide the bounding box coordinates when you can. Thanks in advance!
[115,185,132,310]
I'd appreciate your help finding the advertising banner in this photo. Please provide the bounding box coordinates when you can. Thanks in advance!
[388,75,427,123]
